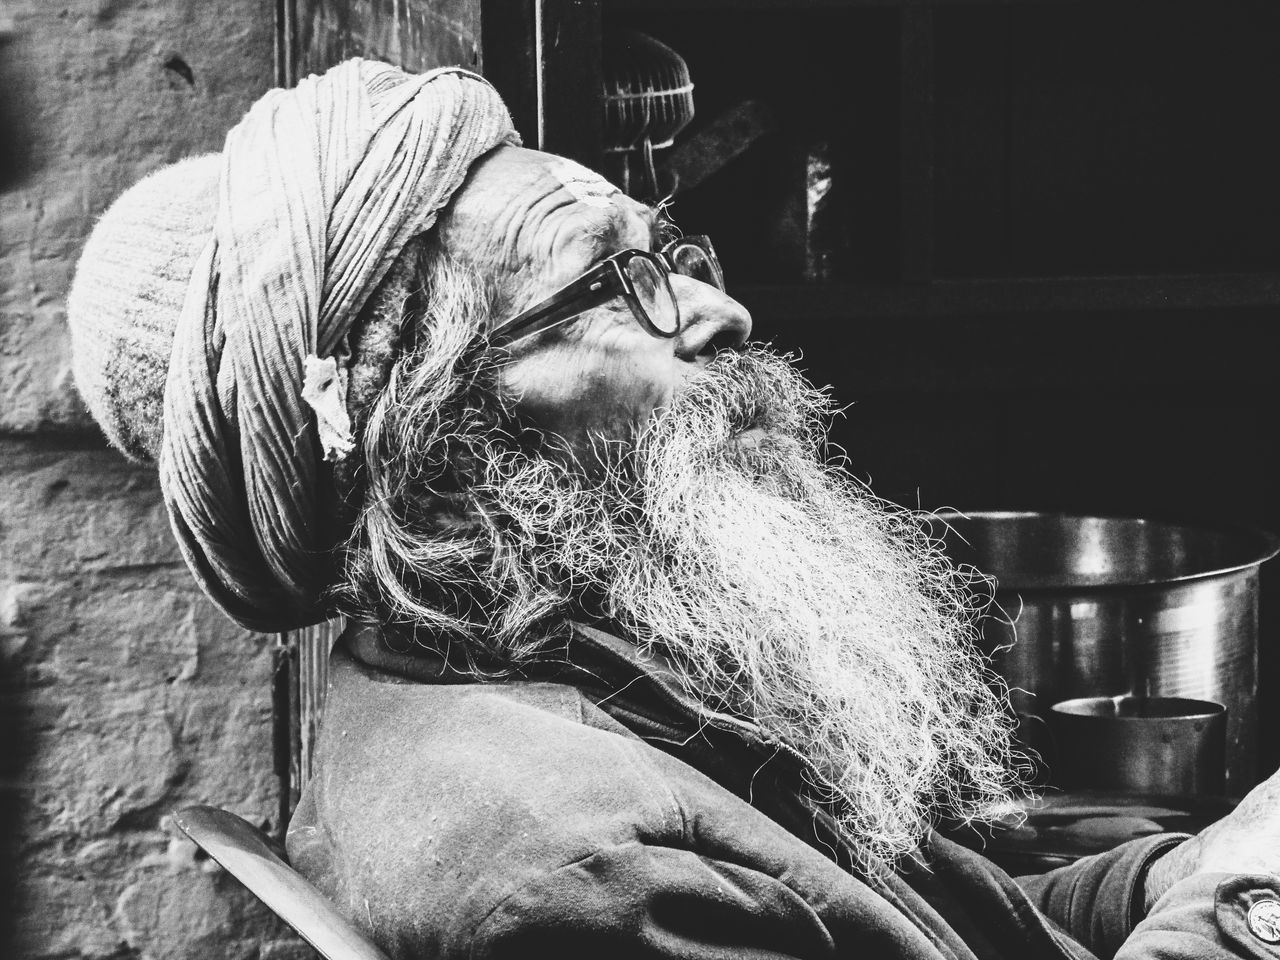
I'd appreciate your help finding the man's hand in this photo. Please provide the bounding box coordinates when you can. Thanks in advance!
[1144,769,1280,911]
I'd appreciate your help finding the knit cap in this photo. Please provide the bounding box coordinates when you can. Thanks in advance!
[69,155,221,462]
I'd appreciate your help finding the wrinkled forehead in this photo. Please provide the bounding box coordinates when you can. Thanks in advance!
[434,146,660,296]
[538,155,655,246]
[545,156,619,208]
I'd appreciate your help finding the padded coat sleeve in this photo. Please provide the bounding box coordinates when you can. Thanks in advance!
[1020,835,1280,960]
[1017,833,1190,959]
[470,840,930,960]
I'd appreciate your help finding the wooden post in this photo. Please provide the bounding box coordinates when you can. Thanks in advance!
[535,0,603,170]
[289,0,482,81]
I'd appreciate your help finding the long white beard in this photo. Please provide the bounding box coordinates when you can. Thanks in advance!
[481,347,1024,875]
[347,258,1021,874]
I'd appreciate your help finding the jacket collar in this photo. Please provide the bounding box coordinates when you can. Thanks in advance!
[341,618,762,742]
[341,618,861,861]
[345,624,747,727]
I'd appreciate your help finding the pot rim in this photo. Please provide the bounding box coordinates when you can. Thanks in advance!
[932,509,1280,591]
[1051,695,1227,721]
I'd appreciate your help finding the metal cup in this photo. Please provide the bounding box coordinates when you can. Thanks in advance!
[1048,696,1227,796]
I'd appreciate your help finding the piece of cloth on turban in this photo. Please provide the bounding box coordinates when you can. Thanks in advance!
[67,59,519,632]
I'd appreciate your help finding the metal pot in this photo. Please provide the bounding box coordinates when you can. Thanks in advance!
[1049,696,1227,795]
[935,511,1280,795]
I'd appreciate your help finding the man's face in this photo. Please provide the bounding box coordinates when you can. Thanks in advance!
[349,146,1020,875]
[435,146,753,455]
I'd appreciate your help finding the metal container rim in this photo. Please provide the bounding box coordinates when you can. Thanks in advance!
[1051,695,1227,722]
[932,510,1280,591]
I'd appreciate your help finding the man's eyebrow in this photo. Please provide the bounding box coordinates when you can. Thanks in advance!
[578,205,673,260]
[581,216,625,260]
[579,205,663,259]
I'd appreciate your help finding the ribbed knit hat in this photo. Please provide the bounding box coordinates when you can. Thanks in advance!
[67,60,518,632]
[69,155,221,462]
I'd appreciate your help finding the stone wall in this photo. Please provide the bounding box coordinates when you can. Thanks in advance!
[1,3,307,957]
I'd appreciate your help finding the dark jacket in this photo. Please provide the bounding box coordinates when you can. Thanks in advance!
[287,622,1280,960]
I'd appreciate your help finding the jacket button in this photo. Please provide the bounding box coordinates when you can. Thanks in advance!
[1248,899,1280,944]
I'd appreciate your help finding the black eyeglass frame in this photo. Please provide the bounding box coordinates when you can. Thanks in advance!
[489,235,724,347]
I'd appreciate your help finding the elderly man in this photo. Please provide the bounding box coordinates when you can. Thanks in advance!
[69,61,1280,960]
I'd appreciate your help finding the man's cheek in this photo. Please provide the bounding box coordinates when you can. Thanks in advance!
[614,354,672,422]
[558,362,664,440]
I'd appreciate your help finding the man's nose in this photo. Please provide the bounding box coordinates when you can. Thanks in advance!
[670,275,753,363]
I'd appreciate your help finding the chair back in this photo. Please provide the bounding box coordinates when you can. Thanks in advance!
[174,805,389,960]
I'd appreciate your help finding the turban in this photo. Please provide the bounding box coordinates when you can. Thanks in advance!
[67,59,519,632]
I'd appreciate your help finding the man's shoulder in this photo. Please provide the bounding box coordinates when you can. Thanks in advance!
[315,642,677,807]
[288,647,694,946]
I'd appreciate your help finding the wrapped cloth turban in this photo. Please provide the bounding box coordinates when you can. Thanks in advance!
[67,59,519,632]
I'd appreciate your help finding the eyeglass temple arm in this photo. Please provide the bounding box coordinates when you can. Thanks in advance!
[489,263,622,345]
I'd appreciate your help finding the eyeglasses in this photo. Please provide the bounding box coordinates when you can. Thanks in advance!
[489,235,725,347]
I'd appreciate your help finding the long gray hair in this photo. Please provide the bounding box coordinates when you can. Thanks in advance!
[335,248,589,665]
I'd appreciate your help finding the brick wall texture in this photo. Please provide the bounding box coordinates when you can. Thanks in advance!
[2,3,311,957]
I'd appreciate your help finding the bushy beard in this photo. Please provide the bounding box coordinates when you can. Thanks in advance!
[344,261,1023,875]
[488,348,1023,874]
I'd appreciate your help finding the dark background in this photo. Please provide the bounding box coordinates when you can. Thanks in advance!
[506,0,1280,777]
